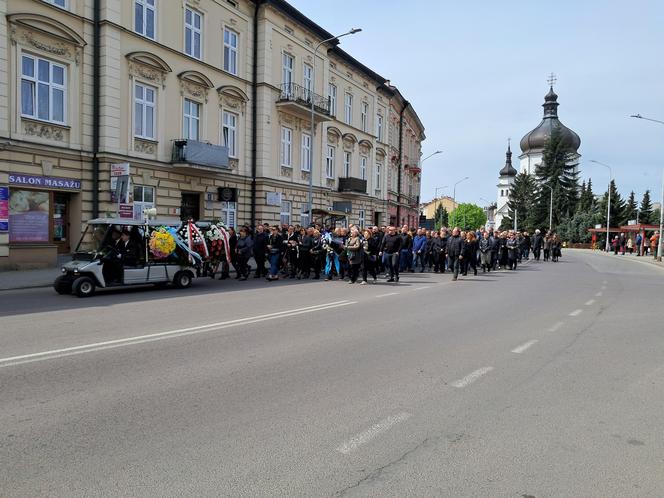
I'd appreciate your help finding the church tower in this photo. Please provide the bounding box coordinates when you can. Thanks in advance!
[494,140,517,229]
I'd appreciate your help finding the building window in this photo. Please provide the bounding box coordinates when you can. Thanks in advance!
[376,114,383,141]
[303,63,313,99]
[223,28,238,75]
[135,0,156,39]
[134,83,156,139]
[21,55,66,124]
[222,110,238,158]
[184,7,202,59]
[222,201,237,228]
[280,126,292,167]
[343,151,351,177]
[325,145,335,179]
[375,163,382,192]
[280,200,291,226]
[45,0,67,8]
[183,98,200,140]
[282,53,293,87]
[301,133,311,172]
[358,209,365,229]
[328,83,337,116]
[300,205,310,227]
[361,102,368,132]
[360,156,367,180]
[344,93,352,125]
[133,185,155,220]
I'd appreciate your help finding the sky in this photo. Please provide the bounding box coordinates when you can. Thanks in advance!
[288,0,664,207]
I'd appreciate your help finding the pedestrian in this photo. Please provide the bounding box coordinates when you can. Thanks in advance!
[635,232,643,256]
[627,236,634,255]
[266,225,283,281]
[506,231,519,270]
[299,227,315,279]
[399,225,413,273]
[532,229,543,261]
[361,228,379,284]
[345,226,363,284]
[479,231,492,272]
[551,234,562,262]
[252,224,268,278]
[380,225,402,282]
[462,231,478,276]
[543,232,551,262]
[447,227,464,281]
[413,228,427,272]
[235,227,254,280]
[310,229,324,279]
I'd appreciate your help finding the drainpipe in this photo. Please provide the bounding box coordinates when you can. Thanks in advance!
[249,1,262,228]
[396,100,409,225]
[92,0,101,218]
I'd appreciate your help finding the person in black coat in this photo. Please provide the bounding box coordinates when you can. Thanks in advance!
[299,227,315,279]
[531,229,543,261]
[446,227,464,281]
[252,224,269,278]
[235,227,254,280]
[379,226,403,282]
[439,229,449,273]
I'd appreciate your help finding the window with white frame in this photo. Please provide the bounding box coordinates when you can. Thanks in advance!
[223,28,238,75]
[375,162,382,192]
[45,0,67,8]
[21,55,66,124]
[360,156,367,180]
[303,63,313,99]
[344,93,353,125]
[134,83,156,139]
[358,209,365,229]
[376,114,383,142]
[222,110,238,158]
[184,7,202,59]
[300,205,310,227]
[343,151,351,177]
[282,53,294,88]
[328,83,337,116]
[280,200,291,226]
[325,145,335,179]
[133,185,155,220]
[183,98,200,140]
[301,133,311,172]
[222,201,237,228]
[280,126,292,167]
[135,0,156,39]
[361,102,368,132]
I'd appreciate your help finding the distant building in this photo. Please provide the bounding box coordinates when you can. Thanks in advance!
[420,196,458,223]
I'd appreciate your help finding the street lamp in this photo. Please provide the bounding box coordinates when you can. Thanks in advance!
[421,150,443,165]
[452,177,469,227]
[631,113,664,261]
[434,185,448,228]
[543,184,553,231]
[479,197,491,229]
[308,28,362,223]
[590,160,613,252]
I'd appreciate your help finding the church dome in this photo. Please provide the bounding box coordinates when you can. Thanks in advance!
[520,87,581,154]
[499,142,517,176]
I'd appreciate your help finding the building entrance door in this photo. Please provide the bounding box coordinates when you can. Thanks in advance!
[181,193,201,221]
[53,192,70,253]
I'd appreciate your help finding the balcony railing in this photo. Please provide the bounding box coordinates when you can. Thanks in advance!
[278,82,331,115]
[171,139,230,170]
[338,176,367,194]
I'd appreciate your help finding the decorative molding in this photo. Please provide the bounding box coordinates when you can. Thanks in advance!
[229,18,238,26]
[128,61,167,88]
[23,120,67,142]
[229,158,239,170]
[327,131,339,144]
[134,139,157,154]
[305,54,313,63]
[300,170,310,181]
[281,166,293,178]
[180,79,209,103]
[21,29,74,62]
[326,178,335,188]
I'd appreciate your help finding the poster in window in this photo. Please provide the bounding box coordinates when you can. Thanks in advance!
[0,187,8,231]
[8,190,50,242]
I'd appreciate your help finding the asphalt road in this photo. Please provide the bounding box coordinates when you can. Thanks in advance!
[1,250,662,497]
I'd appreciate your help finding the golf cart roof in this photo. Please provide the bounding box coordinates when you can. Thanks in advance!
[86,217,183,227]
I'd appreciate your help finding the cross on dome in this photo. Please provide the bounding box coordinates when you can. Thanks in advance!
[547,72,557,87]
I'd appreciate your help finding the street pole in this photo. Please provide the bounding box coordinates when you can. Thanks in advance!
[308,28,361,224]
[452,176,469,228]
[545,184,553,231]
[591,160,612,252]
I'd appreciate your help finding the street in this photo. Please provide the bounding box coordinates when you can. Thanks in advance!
[1,250,663,497]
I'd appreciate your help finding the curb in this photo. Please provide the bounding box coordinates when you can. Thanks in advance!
[567,248,664,271]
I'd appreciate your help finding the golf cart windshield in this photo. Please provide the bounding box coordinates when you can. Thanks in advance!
[75,223,110,254]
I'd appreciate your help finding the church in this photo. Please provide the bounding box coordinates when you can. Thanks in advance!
[494,82,581,229]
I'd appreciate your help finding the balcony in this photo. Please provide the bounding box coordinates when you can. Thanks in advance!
[171,139,230,172]
[338,176,367,194]
[276,83,332,124]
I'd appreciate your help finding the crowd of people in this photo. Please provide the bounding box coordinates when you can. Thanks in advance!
[210,224,563,284]
[609,231,660,257]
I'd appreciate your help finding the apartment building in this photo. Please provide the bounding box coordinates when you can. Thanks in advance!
[0,0,425,269]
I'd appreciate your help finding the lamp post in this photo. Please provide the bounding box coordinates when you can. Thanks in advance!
[590,160,613,252]
[544,184,553,231]
[421,150,443,164]
[479,197,491,230]
[308,28,361,224]
[434,185,448,228]
[631,114,664,261]
[452,176,469,227]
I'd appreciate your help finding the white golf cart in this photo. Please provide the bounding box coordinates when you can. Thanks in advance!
[55,218,197,297]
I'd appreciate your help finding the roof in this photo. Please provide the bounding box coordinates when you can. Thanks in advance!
[87,218,182,227]
[258,0,338,45]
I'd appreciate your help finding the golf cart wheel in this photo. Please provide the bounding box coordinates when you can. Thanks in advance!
[53,275,73,295]
[73,276,96,298]
[174,271,193,289]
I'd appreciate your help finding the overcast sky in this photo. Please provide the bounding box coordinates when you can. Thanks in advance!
[288,0,664,206]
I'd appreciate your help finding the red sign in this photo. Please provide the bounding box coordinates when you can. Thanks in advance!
[119,203,134,219]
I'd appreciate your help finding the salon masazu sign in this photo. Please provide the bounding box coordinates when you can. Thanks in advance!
[9,174,81,190]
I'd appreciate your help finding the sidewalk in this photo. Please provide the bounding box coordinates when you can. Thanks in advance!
[567,248,664,270]
[0,265,63,291]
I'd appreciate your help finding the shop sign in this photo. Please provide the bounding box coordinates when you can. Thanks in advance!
[9,174,81,190]
[0,187,8,231]
[118,203,134,219]
[111,163,132,203]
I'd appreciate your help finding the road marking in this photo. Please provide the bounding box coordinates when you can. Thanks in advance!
[595,291,603,297]
[0,301,356,369]
[412,286,430,292]
[585,299,595,306]
[548,321,565,332]
[602,280,608,285]
[375,292,399,298]
[569,309,583,317]
[336,412,412,455]
[451,366,494,388]
[601,286,607,291]
[511,340,538,354]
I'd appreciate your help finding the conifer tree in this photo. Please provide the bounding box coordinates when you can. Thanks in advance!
[640,190,653,224]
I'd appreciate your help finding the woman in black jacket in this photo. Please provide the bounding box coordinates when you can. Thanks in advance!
[462,231,478,276]
[361,228,379,284]
[266,226,283,281]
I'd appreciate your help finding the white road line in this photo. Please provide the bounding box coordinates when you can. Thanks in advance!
[336,412,412,455]
[511,340,538,354]
[595,291,603,297]
[412,286,430,292]
[569,309,583,317]
[601,286,607,291]
[375,292,399,298]
[585,299,596,306]
[451,366,494,388]
[0,301,356,368]
[548,321,565,332]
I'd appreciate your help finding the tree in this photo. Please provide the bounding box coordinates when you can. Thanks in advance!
[597,179,626,227]
[577,178,595,213]
[448,203,487,231]
[640,190,653,224]
[624,191,638,224]
[534,126,581,228]
[502,172,538,232]
[433,204,448,229]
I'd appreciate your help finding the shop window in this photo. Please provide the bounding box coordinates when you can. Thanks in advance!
[222,201,236,228]
[21,55,66,124]
[280,200,291,226]
[8,190,50,243]
[358,209,365,229]
[133,185,155,220]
